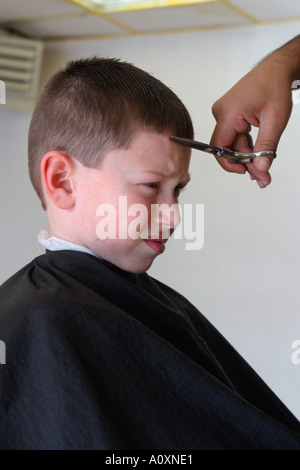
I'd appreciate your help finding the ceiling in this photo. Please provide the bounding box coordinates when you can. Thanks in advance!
[0,0,300,41]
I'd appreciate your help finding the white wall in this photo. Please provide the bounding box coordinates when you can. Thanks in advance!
[1,21,300,420]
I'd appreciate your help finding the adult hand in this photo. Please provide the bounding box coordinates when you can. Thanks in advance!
[210,36,300,188]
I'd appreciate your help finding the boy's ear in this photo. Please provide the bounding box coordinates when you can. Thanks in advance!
[41,151,76,209]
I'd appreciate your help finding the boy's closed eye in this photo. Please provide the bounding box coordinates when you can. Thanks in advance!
[147,182,159,189]
[145,182,188,195]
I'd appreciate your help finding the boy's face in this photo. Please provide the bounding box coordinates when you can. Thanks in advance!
[75,130,191,273]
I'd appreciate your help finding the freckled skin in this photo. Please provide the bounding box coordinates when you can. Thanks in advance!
[72,131,191,273]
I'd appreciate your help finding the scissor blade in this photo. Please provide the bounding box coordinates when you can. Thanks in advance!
[169,136,234,158]
[170,136,216,153]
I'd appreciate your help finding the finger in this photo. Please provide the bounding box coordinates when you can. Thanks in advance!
[253,155,274,173]
[214,156,247,174]
[210,119,247,174]
[229,133,271,187]
[232,132,252,153]
[211,115,251,148]
[252,111,283,172]
[227,127,273,187]
[232,133,272,187]
[245,161,271,188]
[244,131,253,150]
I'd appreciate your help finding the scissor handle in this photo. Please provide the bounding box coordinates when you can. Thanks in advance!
[229,150,277,164]
[207,147,276,164]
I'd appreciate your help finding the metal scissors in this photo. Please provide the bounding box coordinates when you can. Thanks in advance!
[169,136,276,164]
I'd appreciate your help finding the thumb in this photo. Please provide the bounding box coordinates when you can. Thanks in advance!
[253,121,280,172]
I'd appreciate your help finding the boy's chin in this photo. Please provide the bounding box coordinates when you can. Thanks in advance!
[118,258,155,274]
[92,241,162,274]
[111,254,158,274]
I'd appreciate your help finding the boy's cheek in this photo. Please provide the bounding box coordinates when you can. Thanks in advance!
[94,197,151,238]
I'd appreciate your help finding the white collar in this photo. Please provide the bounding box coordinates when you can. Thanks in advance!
[38,229,99,258]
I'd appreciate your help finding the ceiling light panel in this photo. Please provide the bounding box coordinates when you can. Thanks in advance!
[71,0,215,14]
[109,2,249,31]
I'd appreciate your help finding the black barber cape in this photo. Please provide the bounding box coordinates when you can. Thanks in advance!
[0,250,300,450]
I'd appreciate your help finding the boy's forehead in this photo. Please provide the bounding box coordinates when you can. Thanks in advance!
[130,130,191,161]
[134,130,178,146]
[131,131,190,176]
[101,130,191,180]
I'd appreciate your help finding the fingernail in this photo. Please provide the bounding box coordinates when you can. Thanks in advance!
[257,179,267,188]
[256,156,271,171]
[250,174,255,180]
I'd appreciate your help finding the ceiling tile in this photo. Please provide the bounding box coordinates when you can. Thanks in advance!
[231,0,300,21]
[0,0,84,22]
[1,0,299,41]
[109,2,249,32]
[7,14,126,39]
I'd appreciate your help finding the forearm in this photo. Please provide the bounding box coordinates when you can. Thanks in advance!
[257,35,300,84]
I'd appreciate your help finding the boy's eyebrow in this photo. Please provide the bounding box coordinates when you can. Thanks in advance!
[143,170,191,183]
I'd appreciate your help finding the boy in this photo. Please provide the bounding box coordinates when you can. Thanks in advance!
[0,57,300,450]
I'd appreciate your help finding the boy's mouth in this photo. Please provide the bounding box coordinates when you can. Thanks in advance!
[143,236,167,254]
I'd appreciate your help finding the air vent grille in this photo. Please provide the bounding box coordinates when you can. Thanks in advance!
[0,36,43,109]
